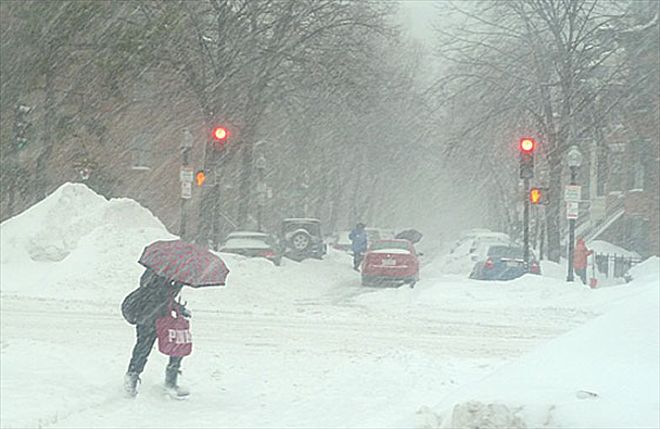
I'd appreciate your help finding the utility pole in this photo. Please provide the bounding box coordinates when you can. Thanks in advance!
[523,176,530,264]
[519,137,537,267]
[179,129,194,240]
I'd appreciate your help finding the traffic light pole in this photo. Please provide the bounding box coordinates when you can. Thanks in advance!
[179,129,194,241]
[566,166,577,282]
[180,145,191,240]
[523,177,530,266]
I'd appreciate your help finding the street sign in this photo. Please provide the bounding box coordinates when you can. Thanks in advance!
[180,166,194,183]
[566,201,578,219]
[564,185,581,202]
[181,128,193,150]
[181,181,192,199]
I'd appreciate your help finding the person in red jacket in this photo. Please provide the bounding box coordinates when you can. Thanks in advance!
[573,238,593,284]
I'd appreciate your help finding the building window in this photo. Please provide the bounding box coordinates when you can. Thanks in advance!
[628,139,648,191]
[608,150,625,192]
[131,135,151,171]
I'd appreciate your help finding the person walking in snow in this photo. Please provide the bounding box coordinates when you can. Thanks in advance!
[121,268,191,398]
[349,222,368,272]
[573,238,593,285]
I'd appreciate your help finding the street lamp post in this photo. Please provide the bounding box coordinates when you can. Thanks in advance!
[566,145,583,282]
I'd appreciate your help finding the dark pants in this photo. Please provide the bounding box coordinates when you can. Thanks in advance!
[128,323,182,374]
[575,268,587,284]
[353,252,364,270]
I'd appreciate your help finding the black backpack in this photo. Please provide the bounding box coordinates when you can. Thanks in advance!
[121,287,147,325]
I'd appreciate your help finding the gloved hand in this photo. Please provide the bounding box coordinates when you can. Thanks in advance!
[179,304,192,318]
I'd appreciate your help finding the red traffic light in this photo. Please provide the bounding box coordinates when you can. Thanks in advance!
[519,137,536,154]
[212,127,228,141]
[530,187,542,204]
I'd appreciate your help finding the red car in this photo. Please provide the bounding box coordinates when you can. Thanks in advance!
[361,239,420,287]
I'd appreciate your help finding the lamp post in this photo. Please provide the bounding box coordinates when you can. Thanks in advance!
[566,145,583,282]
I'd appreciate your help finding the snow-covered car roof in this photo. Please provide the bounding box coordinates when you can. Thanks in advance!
[226,231,270,239]
[335,230,352,244]
[221,238,272,250]
[459,228,492,239]
[282,218,321,223]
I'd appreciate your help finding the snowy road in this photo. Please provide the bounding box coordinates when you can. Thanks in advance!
[1,260,600,428]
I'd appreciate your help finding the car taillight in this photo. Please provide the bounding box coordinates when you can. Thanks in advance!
[484,258,494,269]
[259,250,275,258]
[530,262,540,274]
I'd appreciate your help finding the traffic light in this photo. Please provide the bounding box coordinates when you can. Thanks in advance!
[529,186,549,205]
[13,104,32,150]
[211,126,228,150]
[519,137,536,179]
[195,170,206,186]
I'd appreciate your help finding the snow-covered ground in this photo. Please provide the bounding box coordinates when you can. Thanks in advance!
[1,183,658,428]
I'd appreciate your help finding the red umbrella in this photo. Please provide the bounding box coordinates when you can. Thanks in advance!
[138,239,229,287]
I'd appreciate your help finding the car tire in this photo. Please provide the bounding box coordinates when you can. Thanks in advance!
[289,231,312,252]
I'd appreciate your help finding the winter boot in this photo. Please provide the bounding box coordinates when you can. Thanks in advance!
[165,364,190,399]
[123,372,140,398]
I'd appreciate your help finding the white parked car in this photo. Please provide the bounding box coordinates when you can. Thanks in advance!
[444,230,512,274]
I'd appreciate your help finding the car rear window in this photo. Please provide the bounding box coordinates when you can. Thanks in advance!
[487,246,523,258]
[223,238,271,249]
[370,241,410,251]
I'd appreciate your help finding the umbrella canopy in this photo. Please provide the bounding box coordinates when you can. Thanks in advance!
[395,229,423,244]
[138,239,229,287]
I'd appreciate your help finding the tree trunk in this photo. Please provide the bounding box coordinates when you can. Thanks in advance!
[546,163,563,262]
[237,132,254,227]
[35,47,55,200]
[328,173,342,233]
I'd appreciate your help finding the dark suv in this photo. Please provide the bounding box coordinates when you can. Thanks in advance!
[279,218,327,261]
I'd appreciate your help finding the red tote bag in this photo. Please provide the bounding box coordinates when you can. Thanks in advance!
[156,304,192,357]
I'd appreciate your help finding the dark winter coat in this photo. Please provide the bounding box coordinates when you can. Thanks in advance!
[121,269,184,326]
[349,228,368,254]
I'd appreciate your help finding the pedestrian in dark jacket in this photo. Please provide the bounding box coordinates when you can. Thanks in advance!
[349,223,368,271]
[122,268,190,398]
[573,238,593,285]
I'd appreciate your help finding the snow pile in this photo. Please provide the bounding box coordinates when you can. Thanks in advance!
[628,256,659,282]
[423,260,660,428]
[0,183,173,299]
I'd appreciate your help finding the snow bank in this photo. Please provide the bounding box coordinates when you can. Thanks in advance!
[628,256,660,282]
[0,183,173,299]
[0,182,354,309]
[424,273,660,428]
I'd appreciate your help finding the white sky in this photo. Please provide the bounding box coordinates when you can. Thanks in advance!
[397,0,441,43]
